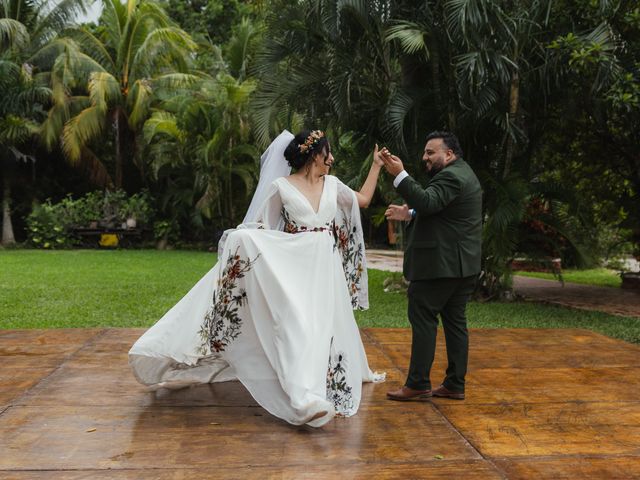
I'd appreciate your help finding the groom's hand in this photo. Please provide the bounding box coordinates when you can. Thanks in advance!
[380,148,404,177]
[385,204,412,222]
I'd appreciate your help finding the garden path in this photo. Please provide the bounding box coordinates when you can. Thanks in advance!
[367,249,640,318]
[512,276,640,318]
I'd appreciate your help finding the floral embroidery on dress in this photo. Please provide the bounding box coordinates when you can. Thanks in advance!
[282,207,334,235]
[198,246,260,354]
[334,219,364,308]
[326,339,355,415]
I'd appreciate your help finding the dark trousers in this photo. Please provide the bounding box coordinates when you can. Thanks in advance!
[405,276,476,392]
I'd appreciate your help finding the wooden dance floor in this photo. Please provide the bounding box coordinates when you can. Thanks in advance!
[1,328,640,479]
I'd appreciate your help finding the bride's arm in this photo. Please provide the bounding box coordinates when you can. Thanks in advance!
[254,181,284,230]
[353,144,384,208]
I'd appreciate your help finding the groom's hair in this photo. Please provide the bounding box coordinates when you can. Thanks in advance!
[426,131,463,158]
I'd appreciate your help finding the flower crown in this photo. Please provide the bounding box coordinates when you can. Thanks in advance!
[299,130,325,154]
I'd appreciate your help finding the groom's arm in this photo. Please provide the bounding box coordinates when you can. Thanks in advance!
[396,172,461,217]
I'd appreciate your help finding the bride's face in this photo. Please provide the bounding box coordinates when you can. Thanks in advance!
[313,145,334,175]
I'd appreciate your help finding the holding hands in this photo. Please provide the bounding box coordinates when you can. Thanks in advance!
[376,145,412,221]
[378,147,404,177]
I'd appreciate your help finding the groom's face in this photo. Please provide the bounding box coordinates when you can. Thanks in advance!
[423,139,454,173]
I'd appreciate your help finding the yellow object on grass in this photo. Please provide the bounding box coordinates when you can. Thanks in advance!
[99,234,119,247]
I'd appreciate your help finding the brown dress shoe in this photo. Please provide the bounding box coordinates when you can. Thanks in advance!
[386,386,432,401]
[432,385,465,400]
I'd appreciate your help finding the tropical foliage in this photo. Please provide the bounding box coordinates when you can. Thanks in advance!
[1,0,638,298]
[40,0,198,190]
[1,0,91,244]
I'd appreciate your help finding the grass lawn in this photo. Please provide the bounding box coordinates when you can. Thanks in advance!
[515,268,622,288]
[2,250,639,344]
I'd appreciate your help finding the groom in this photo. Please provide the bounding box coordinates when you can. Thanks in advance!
[381,131,482,400]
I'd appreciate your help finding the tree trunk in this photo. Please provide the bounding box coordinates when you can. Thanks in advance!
[2,171,16,246]
[447,57,457,130]
[503,70,520,179]
[115,109,123,190]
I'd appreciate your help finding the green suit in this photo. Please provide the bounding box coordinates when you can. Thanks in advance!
[395,158,482,392]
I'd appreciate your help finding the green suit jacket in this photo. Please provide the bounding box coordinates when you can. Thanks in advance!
[396,158,482,281]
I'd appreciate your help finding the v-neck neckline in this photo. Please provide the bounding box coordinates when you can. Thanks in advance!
[282,176,328,215]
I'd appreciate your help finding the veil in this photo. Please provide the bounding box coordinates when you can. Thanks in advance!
[242,130,293,224]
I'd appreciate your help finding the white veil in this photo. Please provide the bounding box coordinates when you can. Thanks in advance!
[242,130,294,224]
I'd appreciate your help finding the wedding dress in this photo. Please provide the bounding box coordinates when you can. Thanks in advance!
[129,134,384,427]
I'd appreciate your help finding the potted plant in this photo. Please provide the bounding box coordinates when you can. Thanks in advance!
[121,192,153,229]
[154,219,179,250]
[77,192,104,229]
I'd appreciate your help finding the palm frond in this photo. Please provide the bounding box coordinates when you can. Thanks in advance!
[129,26,197,81]
[88,71,121,109]
[61,27,116,72]
[225,17,261,81]
[62,104,106,162]
[386,22,429,57]
[383,88,414,151]
[127,78,152,129]
[0,114,38,145]
[101,0,126,49]
[152,73,200,90]
[40,95,90,150]
[0,59,21,90]
[0,18,30,51]
[30,0,89,48]
[143,110,184,143]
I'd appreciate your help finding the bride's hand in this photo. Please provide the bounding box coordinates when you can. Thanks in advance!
[373,144,384,167]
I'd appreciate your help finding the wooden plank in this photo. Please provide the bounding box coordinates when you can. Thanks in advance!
[0,460,503,479]
[368,328,640,370]
[0,329,103,352]
[18,340,398,408]
[0,404,480,470]
[438,401,640,457]
[455,367,640,404]
[0,329,103,369]
[3,328,640,476]
[0,369,57,404]
[495,456,640,479]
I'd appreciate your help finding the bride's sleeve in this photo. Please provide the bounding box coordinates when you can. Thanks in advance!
[218,182,284,256]
[335,178,369,310]
[254,181,285,230]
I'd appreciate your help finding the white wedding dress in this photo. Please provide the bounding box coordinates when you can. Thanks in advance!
[129,173,384,427]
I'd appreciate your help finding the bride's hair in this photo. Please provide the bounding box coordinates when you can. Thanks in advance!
[284,130,329,169]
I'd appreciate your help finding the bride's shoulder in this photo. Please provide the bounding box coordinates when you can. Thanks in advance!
[325,174,340,185]
[327,175,348,189]
[271,177,287,188]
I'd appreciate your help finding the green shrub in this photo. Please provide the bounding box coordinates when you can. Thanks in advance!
[101,190,128,228]
[76,191,104,227]
[26,202,74,249]
[120,190,154,225]
[25,191,157,248]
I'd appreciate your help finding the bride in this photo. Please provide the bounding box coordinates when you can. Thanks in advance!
[129,129,385,427]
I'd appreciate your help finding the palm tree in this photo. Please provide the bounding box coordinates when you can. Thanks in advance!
[0,0,89,245]
[252,0,395,150]
[143,26,261,229]
[255,0,601,296]
[384,0,581,296]
[41,0,198,190]
[0,65,41,245]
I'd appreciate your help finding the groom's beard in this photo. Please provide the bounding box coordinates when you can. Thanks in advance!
[427,165,442,176]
